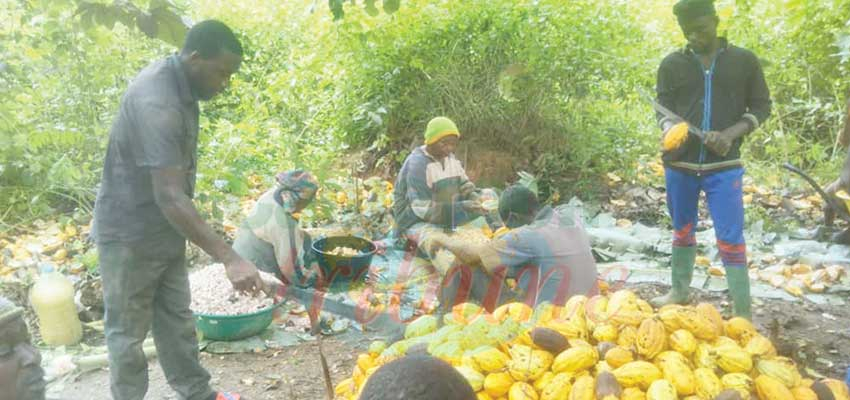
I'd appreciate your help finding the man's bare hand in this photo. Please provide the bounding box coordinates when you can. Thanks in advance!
[224,257,264,295]
[703,130,734,157]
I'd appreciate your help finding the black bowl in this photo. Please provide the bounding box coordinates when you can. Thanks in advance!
[311,236,377,291]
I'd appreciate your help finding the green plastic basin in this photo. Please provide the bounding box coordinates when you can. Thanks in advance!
[194,302,281,342]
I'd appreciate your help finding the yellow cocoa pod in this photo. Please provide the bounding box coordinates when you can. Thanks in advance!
[593,324,619,343]
[547,317,588,340]
[533,371,554,393]
[636,318,667,360]
[822,378,850,400]
[675,307,719,341]
[356,353,375,372]
[477,392,494,400]
[790,385,818,400]
[744,335,777,357]
[334,378,355,396]
[568,338,593,348]
[622,387,647,400]
[533,302,561,325]
[471,346,510,373]
[612,361,663,390]
[714,345,753,373]
[552,345,598,374]
[485,372,515,397]
[455,365,485,392]
[562,295,589,320]
[721,373,753,400]
[507,346,553,382]
[569,375,595,400]
[695,302,725,338]
[756,357,802,388]
[586,295,609,326]
[636,298,654,315]
[656,351,696,396]
[352,366,366,387]
[694,367,723,399]
[540,372,573,400]
[609,309,646,327]
[647,379,678,400]
[607,290,639,314]
[618,326,638,348]
[754,375,795,400]
[662,122,689,151]
[694,343,717,370]
[724,317,758,342]
[669,329,698,356]
[657,305,683,332]
[451,302,484,321]
[714,336,740,349]
[495,302,535,323]
[604,346,635,368]
[509,381,539,400]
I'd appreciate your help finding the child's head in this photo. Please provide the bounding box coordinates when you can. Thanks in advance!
[357,355,476,400]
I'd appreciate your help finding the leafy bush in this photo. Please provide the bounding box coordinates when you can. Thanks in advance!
[4,0,850,232]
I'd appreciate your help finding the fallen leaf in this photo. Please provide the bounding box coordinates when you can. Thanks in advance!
[606,173,622,184]
[616,219,633,228]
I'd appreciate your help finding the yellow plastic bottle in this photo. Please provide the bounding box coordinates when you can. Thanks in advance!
[30,265,82,346]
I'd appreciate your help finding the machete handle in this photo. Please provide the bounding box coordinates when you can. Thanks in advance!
[782,162,850,222]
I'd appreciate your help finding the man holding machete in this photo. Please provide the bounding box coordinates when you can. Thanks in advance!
[650,0,771,319]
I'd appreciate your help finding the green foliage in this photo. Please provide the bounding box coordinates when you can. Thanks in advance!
[76,0,190,47]
[5,0,850,232]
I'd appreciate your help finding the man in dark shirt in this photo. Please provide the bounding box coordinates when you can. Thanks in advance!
[650,0,771,319]
[92,20,262,400]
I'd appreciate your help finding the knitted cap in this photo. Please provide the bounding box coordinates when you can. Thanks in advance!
[424,117,460,145]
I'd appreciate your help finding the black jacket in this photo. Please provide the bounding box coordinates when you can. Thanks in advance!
[656,39,771,174]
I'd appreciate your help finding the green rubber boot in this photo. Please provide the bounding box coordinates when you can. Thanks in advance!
[725,266,752,319]
[650,246,696,308]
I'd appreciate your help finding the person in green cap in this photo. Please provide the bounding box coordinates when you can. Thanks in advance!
[0,296,46,400]
[651,0,771,319]
[392,116,488,252]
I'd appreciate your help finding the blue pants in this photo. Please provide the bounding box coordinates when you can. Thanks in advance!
[665,167,746,267]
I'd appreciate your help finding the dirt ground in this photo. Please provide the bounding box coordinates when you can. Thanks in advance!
[57,282,849,400]
[58,336,365,400]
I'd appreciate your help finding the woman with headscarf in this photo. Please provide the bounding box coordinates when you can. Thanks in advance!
[233,170,319,285]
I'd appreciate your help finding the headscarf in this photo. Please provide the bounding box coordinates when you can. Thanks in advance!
[0,296,23,326]
[424,117,460,145]
[673,0,716,26]
[274,170,318,213]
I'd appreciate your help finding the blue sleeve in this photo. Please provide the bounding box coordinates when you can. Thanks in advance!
[480,228,536,271]
[405,155,434,220]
